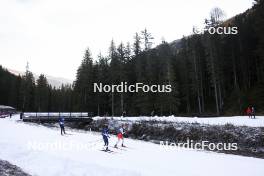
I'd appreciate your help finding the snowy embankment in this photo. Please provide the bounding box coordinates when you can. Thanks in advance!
[0,159,31,176]
[93,116,264,127]
[0,115,264,176]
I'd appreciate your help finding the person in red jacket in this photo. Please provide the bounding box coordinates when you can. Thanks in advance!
[114,125,125,148]
[246,106,252,118]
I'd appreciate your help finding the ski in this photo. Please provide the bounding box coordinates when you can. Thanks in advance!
[111,146,127,151]
[99,149,116,154]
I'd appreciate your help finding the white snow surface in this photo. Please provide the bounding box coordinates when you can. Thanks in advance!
[0,115,264,176]
[93,116,264,127]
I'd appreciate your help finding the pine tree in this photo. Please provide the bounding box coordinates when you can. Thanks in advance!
[74,48,94,111]
[35,74,49,111]
[20,68,35,111]
[141,28,154,51]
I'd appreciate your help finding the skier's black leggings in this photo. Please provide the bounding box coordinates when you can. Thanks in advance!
[103,136,108,146]
[60,125,66,135]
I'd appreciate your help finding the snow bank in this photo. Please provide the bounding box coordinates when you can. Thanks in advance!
[0,115,264,176]
[0,159,31,176]
[93,116,264,127]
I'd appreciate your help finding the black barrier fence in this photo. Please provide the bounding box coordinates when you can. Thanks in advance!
[22,112,94,123]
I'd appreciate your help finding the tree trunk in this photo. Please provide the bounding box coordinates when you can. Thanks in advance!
[193,51,202,114]
[218,83,223,114]
[97,103,100,116]
[199,68,205,113]
[232,49,238,88]
[111,92,114,117]
[186,92,191,114]
[209,36,219,116]
[120,93,124,116]
[214,81,220,116]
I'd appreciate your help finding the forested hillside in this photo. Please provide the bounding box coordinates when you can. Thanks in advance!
[0,66,73,112]
[73,0,264,116]
[1,0,263,116]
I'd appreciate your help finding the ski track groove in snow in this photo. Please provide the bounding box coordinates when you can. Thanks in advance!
[0,115,264,176]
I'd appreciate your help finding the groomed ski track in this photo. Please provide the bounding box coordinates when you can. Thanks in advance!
[0,115,264,176]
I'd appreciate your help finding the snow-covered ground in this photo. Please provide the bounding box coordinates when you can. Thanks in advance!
[93,116,264,127]
[0,115,264,176]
